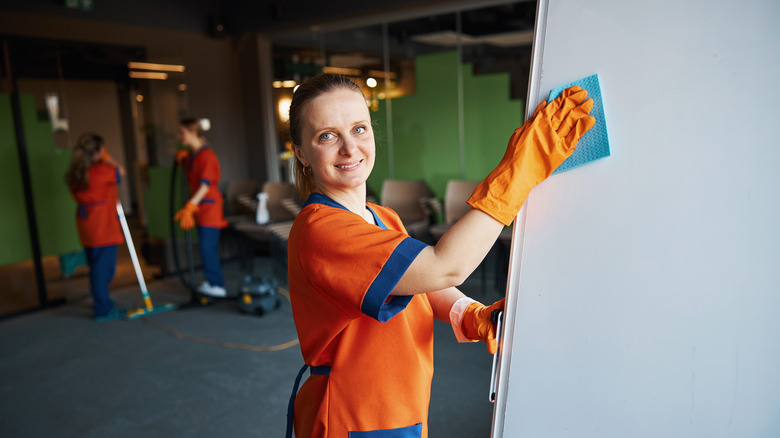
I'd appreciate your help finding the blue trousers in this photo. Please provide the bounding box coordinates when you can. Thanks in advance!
[197,226,224,287]
[84,245,117,316]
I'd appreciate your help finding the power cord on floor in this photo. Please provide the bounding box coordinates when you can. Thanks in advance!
[140,287,299,352]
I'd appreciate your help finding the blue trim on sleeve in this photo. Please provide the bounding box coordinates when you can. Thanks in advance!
[199,178,211,186]
[362,237,427,322]
[303,193,426,322]
[348,422,423,437]
[115,168,122,184]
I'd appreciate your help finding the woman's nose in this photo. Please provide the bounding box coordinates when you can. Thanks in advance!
[339,136,358,155]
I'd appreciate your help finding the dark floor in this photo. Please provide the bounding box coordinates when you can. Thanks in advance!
[0,252,505,437]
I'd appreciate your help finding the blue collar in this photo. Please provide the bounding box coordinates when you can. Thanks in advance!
[303,193,386,230]
[191,145,210,158]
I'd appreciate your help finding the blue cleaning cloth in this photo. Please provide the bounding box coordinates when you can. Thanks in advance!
[548,74,609,174]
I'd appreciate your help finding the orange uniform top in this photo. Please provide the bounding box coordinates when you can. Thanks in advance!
[186,146,227,228]
[70,162,124,248]
[288,193,432,438]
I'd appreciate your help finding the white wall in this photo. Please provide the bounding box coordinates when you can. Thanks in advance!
[493,1,780,437]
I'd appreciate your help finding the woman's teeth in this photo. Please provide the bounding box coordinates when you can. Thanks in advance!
[337,162,359,170]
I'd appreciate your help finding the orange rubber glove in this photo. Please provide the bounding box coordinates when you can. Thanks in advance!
[174,202,198,230]
[468,86,596,225]
[175,149,190,165]
[461,298,505,354]
[99,147,112,162]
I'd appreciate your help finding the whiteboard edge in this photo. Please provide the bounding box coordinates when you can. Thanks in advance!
[489,0,549,436]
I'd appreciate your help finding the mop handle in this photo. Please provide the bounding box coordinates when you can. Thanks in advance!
[116,201,151,305]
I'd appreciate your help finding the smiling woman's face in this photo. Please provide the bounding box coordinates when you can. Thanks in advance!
[294,87,375,197]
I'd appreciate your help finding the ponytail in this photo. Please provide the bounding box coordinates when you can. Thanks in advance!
[291,157,318,201]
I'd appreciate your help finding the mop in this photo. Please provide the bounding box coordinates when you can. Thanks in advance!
[116,201,177,320]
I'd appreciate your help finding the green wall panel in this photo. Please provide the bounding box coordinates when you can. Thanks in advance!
[0,94,82,266]
[368,102,389,199]
[144,166,191,240]
[368,51,524,201]
[463,65,525,183]
[20,94,81,258]
[0,94,33,265]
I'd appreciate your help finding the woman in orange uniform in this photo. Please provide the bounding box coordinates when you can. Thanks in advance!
[66,133,126,321]
[286,74,594,437]
[174,118,229,297]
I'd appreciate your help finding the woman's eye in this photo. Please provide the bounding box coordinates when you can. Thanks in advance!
[354,126,366,134]
[319,132,334,141]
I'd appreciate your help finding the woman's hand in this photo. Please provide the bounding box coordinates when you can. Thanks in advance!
[462,298,505,354]
[174,202,198,230]
[467,86,595,225]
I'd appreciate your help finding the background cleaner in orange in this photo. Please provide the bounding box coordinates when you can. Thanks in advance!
[174,117,229,297]
[285,74,594,437]
[66,133,126,321]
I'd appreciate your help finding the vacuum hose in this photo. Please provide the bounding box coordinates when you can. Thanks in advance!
[169,157,198,298]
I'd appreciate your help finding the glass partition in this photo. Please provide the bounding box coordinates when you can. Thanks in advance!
[270,1,535,201]
[0,36,182,317]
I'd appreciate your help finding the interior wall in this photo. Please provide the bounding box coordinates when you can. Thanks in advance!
[0,10,251,187]
[233,33,270,184]
[17,79,131,211]
[0,93,83,265]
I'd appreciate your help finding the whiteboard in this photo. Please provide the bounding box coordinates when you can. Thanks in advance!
[491,0,780,437]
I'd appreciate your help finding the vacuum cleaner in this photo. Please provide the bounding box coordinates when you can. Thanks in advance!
[238,275,280,316]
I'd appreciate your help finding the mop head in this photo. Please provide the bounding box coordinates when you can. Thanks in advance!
[125,302,177,320]
[549,74,610,174]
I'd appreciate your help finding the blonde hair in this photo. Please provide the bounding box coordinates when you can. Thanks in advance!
[288,74,364,200]
[66,133,104,192]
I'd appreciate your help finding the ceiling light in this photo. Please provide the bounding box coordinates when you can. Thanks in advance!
[127,62,186,72]
[367,70,397,80]
[277,97,292,122]
[410,30,534,48]
[129,71,168,80]
[322,66,361,76]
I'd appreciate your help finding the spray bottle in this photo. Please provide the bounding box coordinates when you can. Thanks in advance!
[256,192,269,224]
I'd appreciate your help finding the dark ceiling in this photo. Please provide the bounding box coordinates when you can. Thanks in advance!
[0,0,535,39]
[1,0,535,97]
